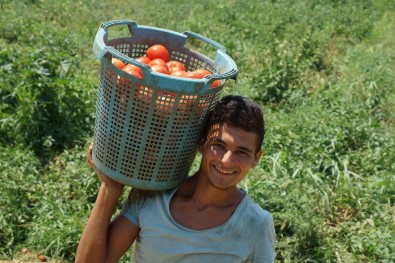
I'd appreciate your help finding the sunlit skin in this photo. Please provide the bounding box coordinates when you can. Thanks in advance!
[169,123,263,230]
[197,123,262,191]
[77,121,266,261]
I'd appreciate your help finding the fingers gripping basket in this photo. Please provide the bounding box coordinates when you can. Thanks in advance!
[92,20,238,190]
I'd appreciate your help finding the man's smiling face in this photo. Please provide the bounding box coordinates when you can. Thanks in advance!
[198,123,262,190]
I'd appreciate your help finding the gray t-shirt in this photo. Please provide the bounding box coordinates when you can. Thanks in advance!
[121,187,276,263]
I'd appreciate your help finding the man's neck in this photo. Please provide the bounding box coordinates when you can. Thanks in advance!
[179,174,244,209]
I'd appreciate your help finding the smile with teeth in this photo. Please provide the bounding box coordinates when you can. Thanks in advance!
[214,164,236,175]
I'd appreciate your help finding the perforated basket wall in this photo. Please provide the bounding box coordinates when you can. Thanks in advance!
[91,20,237,190]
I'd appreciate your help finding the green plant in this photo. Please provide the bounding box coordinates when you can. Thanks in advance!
[0,45,96,164]
[0,145,40,257]
[1,0,394,262]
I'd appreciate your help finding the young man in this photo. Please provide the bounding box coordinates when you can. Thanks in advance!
[76,95,276,262]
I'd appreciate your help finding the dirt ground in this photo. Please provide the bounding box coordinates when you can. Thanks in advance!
[0,253,67,263]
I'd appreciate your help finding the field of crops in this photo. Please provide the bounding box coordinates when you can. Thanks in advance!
[1,0,394,262]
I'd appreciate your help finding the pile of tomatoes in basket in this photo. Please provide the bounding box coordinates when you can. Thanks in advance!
[112,44,221,89]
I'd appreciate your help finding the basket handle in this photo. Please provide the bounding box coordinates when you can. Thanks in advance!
[93,19,151,73]
[93,19,136,60]
[182,31,227,53]
[99,19,137,32]
[206,70,238,81]
[182,31,237,82]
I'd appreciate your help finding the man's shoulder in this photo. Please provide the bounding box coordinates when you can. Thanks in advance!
[238,194,273,225]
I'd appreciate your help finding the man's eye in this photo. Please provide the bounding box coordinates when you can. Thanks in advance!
[237,150,249,156]
[212,143,224,149]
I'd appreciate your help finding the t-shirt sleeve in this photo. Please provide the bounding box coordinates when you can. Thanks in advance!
[120,189,148,227]
[249,212,276,262]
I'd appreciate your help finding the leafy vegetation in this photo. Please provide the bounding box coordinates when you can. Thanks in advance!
[1,0,394,262]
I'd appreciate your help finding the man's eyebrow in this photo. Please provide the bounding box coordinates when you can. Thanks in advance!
[211,138,254,153]
[212,138,223,143]
[237,146,254,153]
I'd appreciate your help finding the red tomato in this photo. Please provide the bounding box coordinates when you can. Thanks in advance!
[150,64,169,75]
[135,56,151,64]
[37,255,47,262]
[167,61,185,69]
[122,65,143,79]
[123,64,143,78]
[211,79,222,88]
[169,66,184,74]
[112,58,126,69]
[167,61,186,74]
[170,70,187,77]
[149,58,169,70]
[193,68,212,77]
[146,44,170,62]
[184,71,205,79]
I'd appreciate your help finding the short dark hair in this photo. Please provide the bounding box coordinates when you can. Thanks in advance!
[201,95,265,152]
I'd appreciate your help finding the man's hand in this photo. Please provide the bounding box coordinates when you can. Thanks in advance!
[87,143,124,191]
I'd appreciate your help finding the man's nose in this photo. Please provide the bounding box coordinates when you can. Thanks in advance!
[221,150,233,164]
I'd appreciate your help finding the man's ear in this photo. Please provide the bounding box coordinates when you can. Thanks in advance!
[252,148,263,168]
[198,138,206,153]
